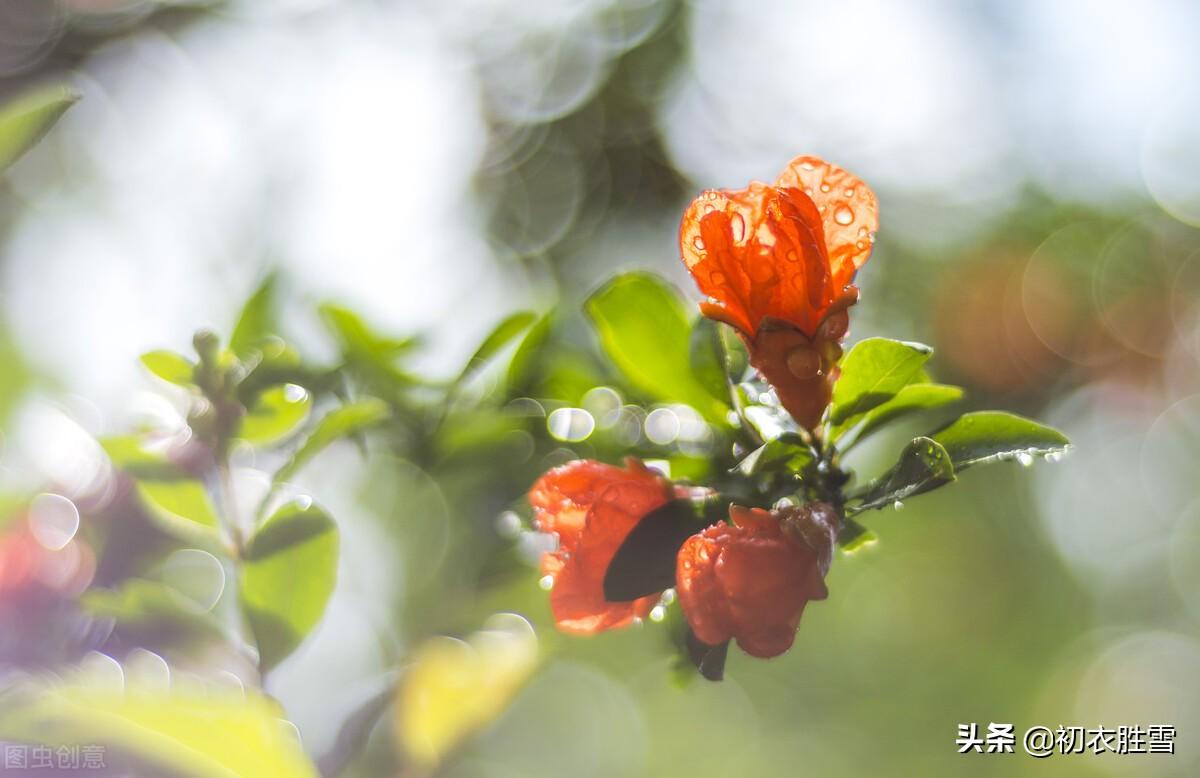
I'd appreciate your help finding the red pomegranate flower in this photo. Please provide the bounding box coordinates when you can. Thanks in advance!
[676,503,839,658]
[528,457,677,634]
[680,155,878,430]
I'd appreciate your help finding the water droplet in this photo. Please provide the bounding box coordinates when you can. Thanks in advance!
[697,546,710,562]
[682,560,693,570]
[844,187,856,197]
[538,574,555,590]
[29,493,79,551]
[858,226,869,236]
[692,235,705,251]
[819,183,831,193]
[804,187,814,196]
[660,589,676,605]
[799,161,815,170]
[1016,452,1034,467]
[893,500,905,511]
[495,510,522,538]
[284,384,307,403]
[856,241,866,249]
[649,605,666,622]
[730,213,745,241]
[1045,451,1064,463]
[703,203,716,213]
[834,205,854,225]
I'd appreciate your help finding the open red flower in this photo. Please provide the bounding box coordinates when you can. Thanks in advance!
[528,458,676,634]
[676,503,839,658]
[680,155,878,430]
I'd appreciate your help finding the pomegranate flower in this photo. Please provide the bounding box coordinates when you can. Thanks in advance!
[528,458,678,634]
[676,503,839,658]
[680,155,878,430]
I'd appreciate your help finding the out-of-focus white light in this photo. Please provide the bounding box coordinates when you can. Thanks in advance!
[162,548,227,612]
[644,407,680,445]
[28,493,80,551]
[547,407,596,442]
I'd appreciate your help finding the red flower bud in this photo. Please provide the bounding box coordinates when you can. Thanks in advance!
[528,458,675,634]
[680,155,877,430]
[676,503,839,658]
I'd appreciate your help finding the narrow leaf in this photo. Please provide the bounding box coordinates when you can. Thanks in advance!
[930,411,1071,469]
[140,351,195,387]
[136,479,222,548]
[240,503,339,671]
[0,84,78,172]
[239,384,312,446]
[456,311,536,387]
[274,398,389,484]
[230,274,278,358]
[829,338,933,429]
[506,310,553,393]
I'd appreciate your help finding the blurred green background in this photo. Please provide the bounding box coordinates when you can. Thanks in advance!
[0,1,1198,776]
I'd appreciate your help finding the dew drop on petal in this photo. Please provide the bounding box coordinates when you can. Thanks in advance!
[649,605,666,622]
[730,213,745,242]
[834,205,855,225]
[1016,452,1034,467]
[538,574,555,591]
[893,500,905,511]
[692,235,705,251]
[844,188,856,197]
[819,183,831,193]
[799,161,815,170]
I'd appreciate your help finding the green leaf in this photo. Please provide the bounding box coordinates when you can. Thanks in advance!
[930,411,1071,469]
[733,432,815,477]
[506,310,554,393]
[852,436,956,511]
[321,303,417,361]
[689,318,729,404]
[0,84,78,173]
[240,384,312,445]
[230,274,278,358]
[834,382,964,444]
[274,398,389,484]
[100,436,181,479]
[829,338,933,430]
[136,479,223,548]
[456,311,537,388]
[0,677,318,777]
[240,502,339,671]
[586,272,728,423]
[839,521,878,552]
[82,579,226,648]
[139,351,195,387]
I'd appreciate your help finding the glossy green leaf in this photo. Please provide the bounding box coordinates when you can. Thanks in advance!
[930,411,1071,469]
[240,384,312,445]
[829,338,933,429]
[689,318,728,404]
[321,303,417,361]
[456,311,537,387]
[274,398,389,483]
[230,274,278,358]
[135,479,223,548]
[82,578,226,647]
[506,310,553,393]
[0,677,318,778]
[240,503,339,671]
[100,436,181,479]
[834,382,964,444]
[586,273,728,422]
[0,84,78,172]
[733,432,815,477]
[140,351,195,387]
[852,436,956,511]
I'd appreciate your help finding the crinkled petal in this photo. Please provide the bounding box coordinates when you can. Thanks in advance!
[773,155,878,291]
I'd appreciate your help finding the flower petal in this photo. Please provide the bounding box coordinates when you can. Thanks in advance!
[774,155,878,291]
